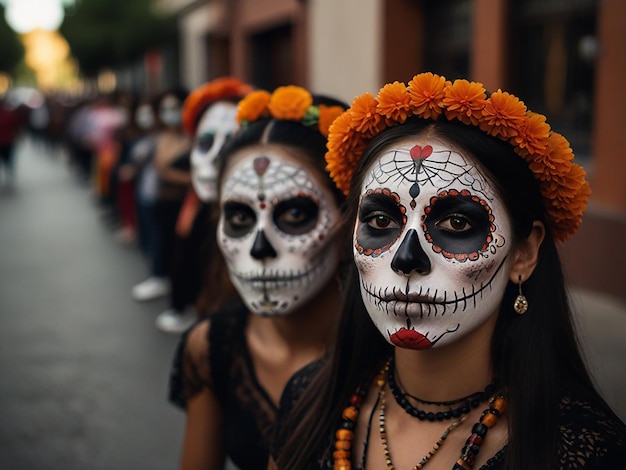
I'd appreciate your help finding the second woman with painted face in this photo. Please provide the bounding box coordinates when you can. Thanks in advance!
[168,85,348,469]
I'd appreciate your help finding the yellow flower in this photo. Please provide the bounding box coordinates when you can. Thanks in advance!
[407,72,448,119]
[267,85,313,120]
[376,81,411,123]
[236,90,271,123]
[480,90,527,139]
[443,79,486,125]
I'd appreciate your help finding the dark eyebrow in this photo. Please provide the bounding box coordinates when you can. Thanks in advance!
[359,192,401,215]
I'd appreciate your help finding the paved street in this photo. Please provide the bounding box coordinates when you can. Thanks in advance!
[0,138,185,470]
[0,137,625,470]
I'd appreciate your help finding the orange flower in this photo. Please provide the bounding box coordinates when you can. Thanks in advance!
[528,132,575,180]
[236,90,271,123]
[443,79,486,125]
[267,85,313,121]
[183,77,253,135]
[407,72,448,119]
[350,93,383,136]
[376,81,411,123]
[318,105,345,137]
[480,90,527,139]
[511,112,551,157]
[326,111,367,195]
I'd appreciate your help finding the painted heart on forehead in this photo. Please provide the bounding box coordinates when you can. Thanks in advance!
[409,144,433,160]
[218,145,342,316]
[354,140,514,349]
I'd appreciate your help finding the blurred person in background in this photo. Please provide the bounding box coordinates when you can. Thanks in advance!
[155,77,253,333]
[117,96,163,284]
[132,87,191,302]
[64,97,97,182]
[109,93,144,244]
[0,93,23,187]
[167,85,348,469]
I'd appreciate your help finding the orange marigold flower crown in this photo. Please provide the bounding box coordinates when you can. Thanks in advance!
[325,72,591,243]
[182,77,254,136]
[236,85,345,138]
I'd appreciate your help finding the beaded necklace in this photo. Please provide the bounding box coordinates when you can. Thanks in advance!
[332,358,507,470]
[387,356,496,421]
[379,386,466,469]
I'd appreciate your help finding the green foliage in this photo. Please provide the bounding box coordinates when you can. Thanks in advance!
[0,6,25,74]
[60,0,177,77]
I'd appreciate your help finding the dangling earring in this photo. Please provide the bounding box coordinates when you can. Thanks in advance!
[513,275,528,314]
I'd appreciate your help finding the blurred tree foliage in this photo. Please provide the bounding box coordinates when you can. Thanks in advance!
[0,6,25,74]
[60,0,177,77]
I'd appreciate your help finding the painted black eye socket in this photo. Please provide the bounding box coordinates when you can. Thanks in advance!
[273,196,319,235]
[222,201,257,238]
[425,195,491,254]
[356,193,404,252]
[195,133,215,153]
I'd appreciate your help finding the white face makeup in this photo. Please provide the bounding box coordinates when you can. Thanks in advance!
[218,146,342,316]
[354,139,514,349]
[191,101,239,202]
[159,94,183,128]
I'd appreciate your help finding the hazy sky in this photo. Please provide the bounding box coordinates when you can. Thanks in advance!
[2,0,75,34]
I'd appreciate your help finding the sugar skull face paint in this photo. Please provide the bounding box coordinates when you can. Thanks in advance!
[354,139,514,349]
[218,146,342,316]
[191,101,239,202]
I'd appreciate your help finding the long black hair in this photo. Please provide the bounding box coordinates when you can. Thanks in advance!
[275,116,618,469]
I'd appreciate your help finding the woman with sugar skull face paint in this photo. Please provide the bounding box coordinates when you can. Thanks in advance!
[168,85,349,469]
[271,73,626,470]
[155,78,253,333]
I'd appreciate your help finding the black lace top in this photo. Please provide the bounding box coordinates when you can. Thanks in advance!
[273,360,626,469]
[169,301,277,470]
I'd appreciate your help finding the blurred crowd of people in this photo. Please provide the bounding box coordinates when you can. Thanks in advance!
[4,85,209,333]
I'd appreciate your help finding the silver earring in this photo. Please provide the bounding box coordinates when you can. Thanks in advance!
[513,275,528,314]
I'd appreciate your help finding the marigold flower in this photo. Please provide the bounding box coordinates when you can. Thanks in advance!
[376,81,411,123]
[267,85,313,121]
[317,105,345,137]
[480,90,527,139]
[407,72,447,119]
[350,93,384,136]
[511,112,551,157]
[183,77,253,135]
[443,79,486,125]
[236,90,271,123]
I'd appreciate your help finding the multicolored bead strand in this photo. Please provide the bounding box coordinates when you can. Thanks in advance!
[333,360,389,470]
[453,394,507,469]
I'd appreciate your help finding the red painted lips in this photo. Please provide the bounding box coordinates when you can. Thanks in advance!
[390,328,433,350]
